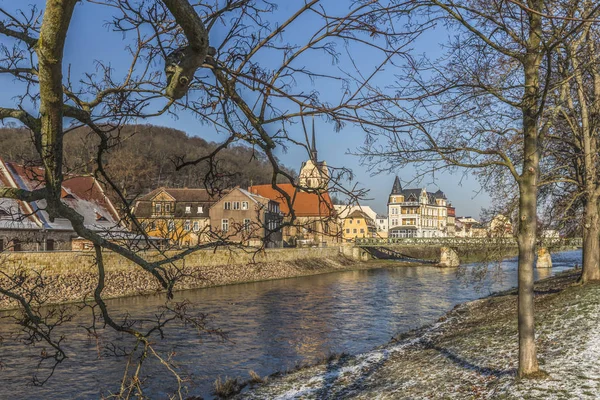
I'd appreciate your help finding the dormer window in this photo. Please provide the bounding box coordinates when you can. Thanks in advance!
[197,206,203,214]
[185,205,191,214]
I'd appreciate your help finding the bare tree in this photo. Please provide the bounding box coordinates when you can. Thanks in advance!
[540,3,600,282]
[0,0,409,396]
[359,0,600,378]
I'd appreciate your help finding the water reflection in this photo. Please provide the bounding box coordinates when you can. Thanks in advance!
[0,250,582,399]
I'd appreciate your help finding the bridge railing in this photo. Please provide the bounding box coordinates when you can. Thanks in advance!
[355,237,583,248]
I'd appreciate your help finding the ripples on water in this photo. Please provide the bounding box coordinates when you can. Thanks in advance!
[0,250,581,399]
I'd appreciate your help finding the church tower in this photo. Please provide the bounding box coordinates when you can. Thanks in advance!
[298,118,329,191]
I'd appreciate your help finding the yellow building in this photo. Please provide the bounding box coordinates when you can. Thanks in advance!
[132,187,220,247]
[342,210,376,242]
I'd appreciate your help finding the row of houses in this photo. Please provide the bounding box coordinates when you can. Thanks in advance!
[0,136,340,251]
[1,141,509,252]
[334,176,512,241]
[0,158,131,252]
[131,137,339,248]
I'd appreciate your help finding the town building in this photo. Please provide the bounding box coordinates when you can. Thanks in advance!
[0,158,125,251]
[334,205,378,221]
[249,184,338,246]
[249,130,338,247]
[387,176,449,238]
[455,216,486,237]
[298,120,329,191]
[132,187,220,247]
[446,205,456,236]
[375,215,389,238]
[209,187,283,248]
[488,214,513,237]
[341,210,376,242]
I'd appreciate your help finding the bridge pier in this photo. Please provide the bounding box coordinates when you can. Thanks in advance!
[439,247,460,267]
[536,247,552,269]
[350,246,372,262]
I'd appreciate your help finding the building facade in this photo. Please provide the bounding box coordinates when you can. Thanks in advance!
[132,187,219,247]
[0,158,124,251]
[298,121,329,191]
[249,184,339,246]
[446,205,456,236]
[376,215,389,238]
[341,210,376,242]
[209,188,283,248]
[387,176,449,238]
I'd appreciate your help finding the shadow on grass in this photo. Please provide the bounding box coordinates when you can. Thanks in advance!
[423,341,515,378]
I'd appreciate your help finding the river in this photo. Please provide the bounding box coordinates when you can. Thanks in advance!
[0,250,582,399]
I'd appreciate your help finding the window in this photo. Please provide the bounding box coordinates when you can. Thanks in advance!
[185,205,191,214]
[233,201,240,210]
[224,202,231,210]
[185,220,191,231]
[46,239,55,251]
[360,229,364,234]
[353,229,357,234]
[168,221,175,231]
[197,206,203,214]
[155,203,161,213]
[357,220,361,224]
[244,219,251,232]
[242,201,249,210]
[165,203,171,212]
[222,219,229,232]
[193,221,200,231]
[346,229,350,234]
[150,221,156,230]
[13,239,21,252]
[349,219,353,224]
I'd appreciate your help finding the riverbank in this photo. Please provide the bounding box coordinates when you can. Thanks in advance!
[0,248,414,310]
[233,268,600,399]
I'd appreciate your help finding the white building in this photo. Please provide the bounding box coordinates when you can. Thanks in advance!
[387,176,448,238]
[376,215,389,238]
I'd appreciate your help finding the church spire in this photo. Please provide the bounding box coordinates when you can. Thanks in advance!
[391,176,403,195]
[310,116,318,162]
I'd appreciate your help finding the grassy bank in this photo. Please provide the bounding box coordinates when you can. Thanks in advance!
[233,268,600,399]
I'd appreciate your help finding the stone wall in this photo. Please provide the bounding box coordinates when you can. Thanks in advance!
[0,247,356,309]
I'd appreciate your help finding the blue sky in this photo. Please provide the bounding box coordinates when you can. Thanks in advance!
[0,0,490,217]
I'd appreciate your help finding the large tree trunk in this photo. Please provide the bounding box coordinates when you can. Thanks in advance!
[517,1,542,377]
[37,0,78,217]
[581,196,600,282]
[517,175,539,377]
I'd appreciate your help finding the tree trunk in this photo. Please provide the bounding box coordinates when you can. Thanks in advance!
[37,0,78,217]
[517,1,542,377]
[581,196,600,282]
[517,176,539,377]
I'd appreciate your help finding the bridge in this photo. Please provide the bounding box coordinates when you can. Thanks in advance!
[353,237,582,267]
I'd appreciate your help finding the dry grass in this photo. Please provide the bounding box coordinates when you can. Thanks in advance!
[212,376,242,399]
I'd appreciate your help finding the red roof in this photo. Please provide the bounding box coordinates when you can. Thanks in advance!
[249,184,334,217]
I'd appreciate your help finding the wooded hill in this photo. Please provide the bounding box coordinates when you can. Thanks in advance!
[0,124,295,204]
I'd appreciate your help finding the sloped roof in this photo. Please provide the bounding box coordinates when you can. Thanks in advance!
[249,184,335,217]
[139,187,221,202]
[390,176,403,195]
[347,209,371,220]
[0,159,122,231]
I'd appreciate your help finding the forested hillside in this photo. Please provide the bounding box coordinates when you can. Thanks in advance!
[0,124,295,202]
